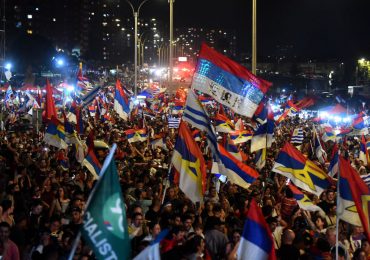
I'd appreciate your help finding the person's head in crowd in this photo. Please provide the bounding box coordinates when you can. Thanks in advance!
[184,235,205,257]
[316,237,331,256]
[183,215,193,232]
[1,199,13,215]
[204,200,213,213]
[132,212,144,228]
[313,214,327,231]
[326,189,335,203]
[162,202,172,213]
[204,216,223,232]
[166,187,176,201]
[325,226,336,247]
[31,199,43,216]
[0,221,11,243]
[361,239,370,256]
[231,229,242,245]
[70,207,82,224]
[148,222,161,239]
[169,226,186,244]
[266,216,279,233]
[130,204,143,216]
[49,216,61,235]
[282,229,295,245]
[262,205,273,218]
[172,214,182,227]
[353,248,367,260]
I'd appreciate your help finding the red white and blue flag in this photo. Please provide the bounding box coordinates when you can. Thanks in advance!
[114,79,131,120]
[237,199,276,260]
[191,43,271,117]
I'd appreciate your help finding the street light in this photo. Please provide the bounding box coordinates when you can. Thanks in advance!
[125,0,150,97]
[169,0,175,87]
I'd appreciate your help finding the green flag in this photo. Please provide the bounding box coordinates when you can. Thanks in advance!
[81,144,130,260]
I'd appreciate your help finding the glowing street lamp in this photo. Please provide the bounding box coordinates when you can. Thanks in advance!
[125,0,151,97]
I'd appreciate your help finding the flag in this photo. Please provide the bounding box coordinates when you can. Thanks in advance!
[360,134,368,165]
[45,79,57,120]
[43,116,68,149]
[82,146,102,180]
[171,122,206,203]
[80,144,130,260]
[291,128,304,144]
[4,85,13,102]
[88,105,96,117]
[182,90,218,157]
[366,141,370,150]
[76,106,84,135]
[361,174,370,188]
[272,142,331,196]
[237,199,276,260]
[288,183,324,214]
[352,115,366,130]
[229,130,252,144]
[168,117,181,129]
[216,143,259,189]
[191,43,272,117]
[125,129,148,143]
[76,66,92,92]
[328,144,339,177]
[250,112,274,152]
[255,149,266,170]
[214,113,234,133]
[322,127,336,142]
[313,127,327,164]
[114,79,131,120]
[63,113,79,145]
[192,129,201,142]
[133,229,168,260]
[253,101,268,125]
[337,157,370,236]
[151,137,167,150]
[81,86,101,107]
[67,101,77,124]
[225,136,243,161]
[295,97,315,110]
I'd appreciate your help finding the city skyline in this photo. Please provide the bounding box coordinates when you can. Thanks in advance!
[140,0,370,59]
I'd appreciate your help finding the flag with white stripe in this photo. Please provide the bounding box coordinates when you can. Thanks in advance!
[291,127,304,144]
[168,117,181,129]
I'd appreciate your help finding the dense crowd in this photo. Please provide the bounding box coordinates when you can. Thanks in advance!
[0,87,369,260]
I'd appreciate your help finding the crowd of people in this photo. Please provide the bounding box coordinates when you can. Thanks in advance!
[0,83,369,260]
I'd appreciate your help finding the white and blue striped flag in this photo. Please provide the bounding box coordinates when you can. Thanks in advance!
[168,117,181,128]
[291,127,304,144]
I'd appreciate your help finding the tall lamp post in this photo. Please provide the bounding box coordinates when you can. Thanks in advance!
[252,0,257,75]
[169,0,175,88]
[125,0,150,97]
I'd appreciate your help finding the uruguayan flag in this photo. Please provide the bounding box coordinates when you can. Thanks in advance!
[291,128,304,144]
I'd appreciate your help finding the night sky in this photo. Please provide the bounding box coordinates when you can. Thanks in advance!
[139,0,370,59]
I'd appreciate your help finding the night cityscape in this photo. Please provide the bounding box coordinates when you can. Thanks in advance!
[0,0,370,259]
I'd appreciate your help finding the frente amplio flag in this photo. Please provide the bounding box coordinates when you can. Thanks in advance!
[191,43,272,118]
[114,79,131,120]
[171,122,206,203]
[80,144,130,260]
[43,116,68,149]
[237,199,276,260]
[272,142,331,197]
[339,157,370,241]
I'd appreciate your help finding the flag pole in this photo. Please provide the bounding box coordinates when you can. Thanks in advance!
[161,163,173,205]
[67,143,118,260]
[335,162,340,260]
